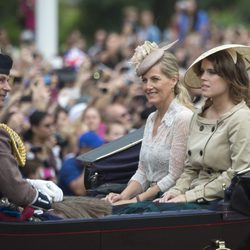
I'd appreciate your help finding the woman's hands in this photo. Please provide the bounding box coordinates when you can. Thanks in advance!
[104,193,123,204]
[155,193,187,203]
[104,181,143,205]
[103,193,137,205]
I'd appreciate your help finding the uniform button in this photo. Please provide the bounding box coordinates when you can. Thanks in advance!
[200,150,203,156]
[199,125,204,131]
[211,127,215,132]
[196,198,205,203]
[188,150,191,156]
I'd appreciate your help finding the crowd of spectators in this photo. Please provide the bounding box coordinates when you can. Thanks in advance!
[1,0,250,192]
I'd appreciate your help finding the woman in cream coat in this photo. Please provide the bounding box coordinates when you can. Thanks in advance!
[159,44,250,203]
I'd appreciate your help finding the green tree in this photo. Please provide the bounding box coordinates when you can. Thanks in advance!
[199,0,250,28]
[75,0,176,45]
[0,1,23,45]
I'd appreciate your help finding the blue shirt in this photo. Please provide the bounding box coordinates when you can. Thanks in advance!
[178,10,209,41]
[137,25,161,43]
[58,157,83,196]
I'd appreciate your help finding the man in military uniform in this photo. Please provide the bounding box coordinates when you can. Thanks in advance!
[0,52,63,210]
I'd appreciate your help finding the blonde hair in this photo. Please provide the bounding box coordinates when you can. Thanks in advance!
[160,52,194,110]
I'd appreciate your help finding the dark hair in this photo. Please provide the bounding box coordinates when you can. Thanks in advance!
[29,110,49,126]
[20,159,42,178]
[194,50,250,107]
[0,53,13,75]
[54,106,68,123]
[23,110,50,141]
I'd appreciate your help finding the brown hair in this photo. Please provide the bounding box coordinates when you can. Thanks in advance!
[194,50,250,107]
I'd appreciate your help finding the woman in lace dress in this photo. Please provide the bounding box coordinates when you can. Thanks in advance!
[105,40,193,205]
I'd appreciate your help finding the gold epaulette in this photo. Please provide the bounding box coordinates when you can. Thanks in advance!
[0,123,26,167]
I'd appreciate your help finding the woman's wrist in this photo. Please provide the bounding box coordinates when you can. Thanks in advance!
[136,195,141,202]
[120,193,129,200]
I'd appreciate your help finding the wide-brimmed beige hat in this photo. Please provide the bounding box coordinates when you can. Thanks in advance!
[184,44,250,88]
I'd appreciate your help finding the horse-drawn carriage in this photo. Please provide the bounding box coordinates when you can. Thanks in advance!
[1,128,250,250]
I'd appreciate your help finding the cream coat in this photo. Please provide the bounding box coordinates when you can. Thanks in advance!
[168,101,250,202]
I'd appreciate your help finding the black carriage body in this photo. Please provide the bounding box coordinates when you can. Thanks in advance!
[0,209,250,250]
[78,127,144,190]
[1,128,250,249]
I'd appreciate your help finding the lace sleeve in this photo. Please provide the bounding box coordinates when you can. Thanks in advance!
[157,110,193,192]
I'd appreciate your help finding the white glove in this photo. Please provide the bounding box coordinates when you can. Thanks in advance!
[27,179,63,202]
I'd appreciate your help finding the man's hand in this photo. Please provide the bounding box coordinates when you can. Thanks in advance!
[27,179,63,202]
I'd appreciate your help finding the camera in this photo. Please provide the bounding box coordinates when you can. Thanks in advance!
[54,133,68,147]
[30,146,42,154]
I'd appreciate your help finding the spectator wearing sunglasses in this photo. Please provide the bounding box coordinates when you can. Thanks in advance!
[24,110,60,182]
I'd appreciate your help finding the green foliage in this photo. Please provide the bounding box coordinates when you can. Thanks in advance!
[74,0,176,45]
[58,0,81,50]
[199,0,233,10]
[209,8,240,28]
[199,0,250,28]
[76,0,137,44]
[151,0,177,29]
[233,0,250,24]
[1,0,250,48]
[0,1,23,45]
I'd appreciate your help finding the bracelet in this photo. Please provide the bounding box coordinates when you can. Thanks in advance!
[136,195,141,202]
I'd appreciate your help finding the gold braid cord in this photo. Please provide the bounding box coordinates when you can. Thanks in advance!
[0,123,26,167]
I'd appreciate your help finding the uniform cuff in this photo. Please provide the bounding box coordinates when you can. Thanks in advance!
[185,189,205,203]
